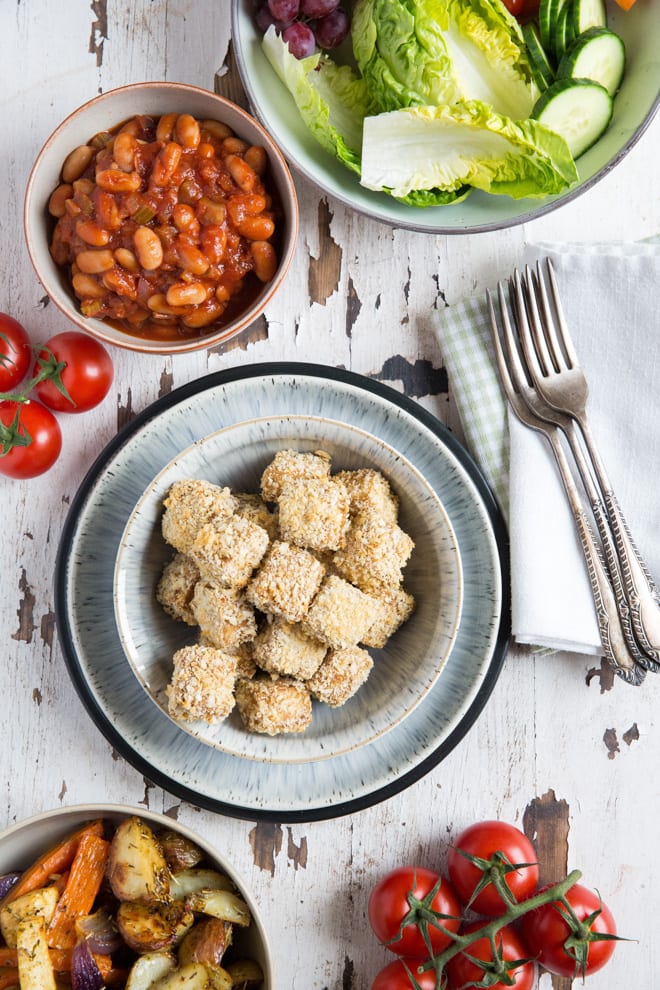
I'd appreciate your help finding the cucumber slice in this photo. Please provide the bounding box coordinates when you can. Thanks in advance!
[533,77,613,158]
[554,1,576,62]
[572,0,607,35]
[557,27,626,96]
[523,22,555,92]
[539,0,567,55]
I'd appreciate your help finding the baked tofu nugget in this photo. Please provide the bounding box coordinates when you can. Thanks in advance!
[260,449,332,503]
[301,574,386,648]
[198,635,258,680]
[156,552,200,626]
[334,514,415,593]
[307,645,374,707]
[246,541,325,622]
[277,477,350,552]
[234,492,280,541]
[334,468,399,524]
[191,582,257,651]
[166,644,238,723]
[235,676,313,735]
[253,617,327,680]
[189,515,269,589]
[361,586,416,649]
[162,479,236,554]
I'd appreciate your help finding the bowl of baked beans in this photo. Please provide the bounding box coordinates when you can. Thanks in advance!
[24,82,299,353]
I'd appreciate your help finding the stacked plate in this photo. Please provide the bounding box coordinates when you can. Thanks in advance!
[55,364,509,822]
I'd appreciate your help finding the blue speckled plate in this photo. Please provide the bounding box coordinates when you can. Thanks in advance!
[54,364,510,822]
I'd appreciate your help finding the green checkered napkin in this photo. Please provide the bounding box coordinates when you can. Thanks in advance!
[435,294,510,518]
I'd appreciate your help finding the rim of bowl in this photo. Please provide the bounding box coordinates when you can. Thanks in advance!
[0,802,274,984]
[23,81,299,355]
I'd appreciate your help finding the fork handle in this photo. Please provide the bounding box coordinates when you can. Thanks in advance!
[546,432,645,685]
[578,417,660,664]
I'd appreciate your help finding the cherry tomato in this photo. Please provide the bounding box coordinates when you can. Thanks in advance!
[447,821,539,916]
[519,882,617,978]
[368,867,462,959]
[0,313,31,392]
[446,922,535,990]
[33,331,113,413]
[0,400,62,478]
[372,956,438,990]
[501,0,539,15]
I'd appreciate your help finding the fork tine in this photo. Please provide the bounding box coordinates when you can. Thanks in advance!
[498,279,532,397]
[523,264,557,377]
[510,269,545,390]
[537,258,579,369]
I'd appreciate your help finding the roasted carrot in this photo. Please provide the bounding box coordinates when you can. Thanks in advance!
[0,820,105,911]
[46,832,110,950]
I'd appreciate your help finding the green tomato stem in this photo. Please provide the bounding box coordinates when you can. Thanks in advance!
[419,869,583,974]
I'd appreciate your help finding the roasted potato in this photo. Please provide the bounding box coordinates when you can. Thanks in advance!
[107,816,170,904]
[170,869,234,900]
[125,949,177,990]
[117,899,195,953]
[151,961,223,989]
[178,917,233,968]
[225,958,264,988]
[186,889,251,928]
[159,831,205,873]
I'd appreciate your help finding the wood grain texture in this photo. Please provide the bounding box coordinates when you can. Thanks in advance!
[0,2,659,988]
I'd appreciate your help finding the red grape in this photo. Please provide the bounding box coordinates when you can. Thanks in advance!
[268,0,300,22]
[282,20,317,57]
[300,0,339,16]
[314,6,349,47]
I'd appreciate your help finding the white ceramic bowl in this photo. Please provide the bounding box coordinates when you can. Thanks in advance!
[23,81,298,354]
[113,414,463,764]
[0,804,274,986]
[231,0,659,233]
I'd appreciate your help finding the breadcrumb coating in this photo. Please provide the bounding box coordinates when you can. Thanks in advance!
[246,541,325,622]
[234,492,280,541]
[190,515,269,589]
[253,617,327,680]
[162,479,236,554]
[333,513,415,593]
[361,586,416,649]
[306,645,374,707]
[166,645,238,723]
[156,552,200,626]
[235,676,313,735]
[260,449,331,502]
[277,477,350,552]
[191,582,257,651]
[301,575,386,648]
[335,468,399,524]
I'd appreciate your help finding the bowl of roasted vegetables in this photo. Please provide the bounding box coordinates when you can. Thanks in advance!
[231,0,659,232]
[0,806,273,988]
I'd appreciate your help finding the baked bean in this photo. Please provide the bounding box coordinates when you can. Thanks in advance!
[48,183,73,218]
[95,168,142,193]
[222,136,249,155]
[156,112,178,142]
[176,240,210,276]
[174,114,201,149]
[200,119,233,142]
[244,145,268,176]
[172,204,198,233]
[112,132,137,172]
[114,248,140,272]
[151,142,182,187]
[166,282,208,307]
[225,154,257,193]
[72,272,107,299]
[133,226,164,271]
[62,144,95,183]
[251,241,277,283]
[235,214,275,241]
[75,249,115,274]
[49,111,282,342]
[75,220,111,246]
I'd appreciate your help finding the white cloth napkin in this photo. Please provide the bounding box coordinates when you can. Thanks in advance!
[435,239,660,656]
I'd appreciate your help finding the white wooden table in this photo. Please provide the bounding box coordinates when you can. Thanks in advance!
[2,3,659,988]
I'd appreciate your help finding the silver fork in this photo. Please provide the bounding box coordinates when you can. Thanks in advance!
[519,259,660,670]
[487,282,645,685]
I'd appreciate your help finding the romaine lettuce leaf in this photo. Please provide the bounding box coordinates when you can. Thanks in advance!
[352,0,539,119]
[360,100,578,199]
[262,26,369,173]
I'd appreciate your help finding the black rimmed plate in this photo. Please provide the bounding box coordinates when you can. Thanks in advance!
[54,363,510,822]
